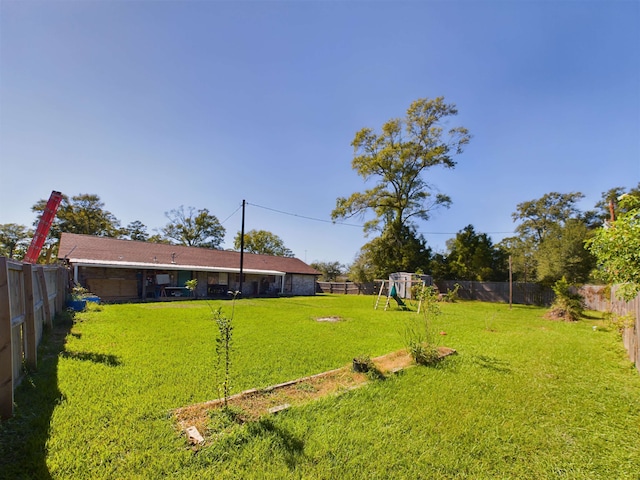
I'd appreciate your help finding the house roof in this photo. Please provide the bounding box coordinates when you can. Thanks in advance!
[58,233,320,276]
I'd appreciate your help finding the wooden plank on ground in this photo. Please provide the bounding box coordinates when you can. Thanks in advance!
[267,404,291,414]
[186,426,204,444]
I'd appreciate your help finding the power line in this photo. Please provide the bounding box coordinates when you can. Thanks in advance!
[220,204,243,225]
[245,201,516,236]
[246,202,363,228]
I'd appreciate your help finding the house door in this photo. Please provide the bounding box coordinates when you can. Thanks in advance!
[177,271,192,287]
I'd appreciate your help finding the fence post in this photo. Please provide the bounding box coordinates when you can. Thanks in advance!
[56,265,65,312]
[636,305,640,375]
[23,264,37,369]
[0,257,14,419]
[36,267,51,328]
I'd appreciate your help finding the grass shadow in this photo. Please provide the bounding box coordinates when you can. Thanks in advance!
[60,350,121,367]
[247,417,305,470]
[0,310,75,480]
[475,355,512,374]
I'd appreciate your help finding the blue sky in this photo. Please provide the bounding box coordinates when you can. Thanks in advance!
[1,0,638,265]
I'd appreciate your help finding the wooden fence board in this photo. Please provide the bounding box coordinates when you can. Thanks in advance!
[579,285,640,374]
[435,280,554,306]
[24,264,37,369]
[0,257,13,419]
[316,282,375,295]
[37,267,51,328]
[0,257,67,419]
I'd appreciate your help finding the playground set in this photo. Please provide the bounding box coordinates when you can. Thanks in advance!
[374,272,434,312]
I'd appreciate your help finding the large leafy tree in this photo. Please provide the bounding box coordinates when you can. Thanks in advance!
[310,261,344,281]
[147,234,172,245]
[512,192,585,244]
[32,193,121,239]
[123,220,149,241]
[0,223,31,259]
[591,183,640,227]
[31,193,121,262]
[359,224,432,279]
[31,193,121,263]
[436,225,507,281]
[332,97,471,234]
[498,235,536,282]
[587,193,640,300]
[535,219,595,285]
[161,206,225,249]
[347,250,376,283]
[506,191,593,285]
[233,229,294,257]
[331,97,470,276]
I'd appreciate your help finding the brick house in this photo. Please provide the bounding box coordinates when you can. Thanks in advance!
[58,233,320,302]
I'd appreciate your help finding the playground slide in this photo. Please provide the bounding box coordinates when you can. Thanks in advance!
[390,285,406,307]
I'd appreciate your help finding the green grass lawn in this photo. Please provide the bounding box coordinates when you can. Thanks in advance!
[1,295,639,479]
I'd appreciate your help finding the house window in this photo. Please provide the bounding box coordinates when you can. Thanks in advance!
[209,272,229,285]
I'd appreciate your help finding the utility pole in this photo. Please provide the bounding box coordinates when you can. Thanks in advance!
[509,255,513,309]
[609,199,616,223]
[239,199,245,295]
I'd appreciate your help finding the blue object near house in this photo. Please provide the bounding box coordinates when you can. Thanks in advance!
[67,300,87,311]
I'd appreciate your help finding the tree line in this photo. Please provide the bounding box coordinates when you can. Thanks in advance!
[0,195,293,262]
[325,96,639,296]
[2,96,638,298]
[312,187,639,288]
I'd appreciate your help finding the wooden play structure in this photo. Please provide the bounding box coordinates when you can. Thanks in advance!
[374,272,433,311]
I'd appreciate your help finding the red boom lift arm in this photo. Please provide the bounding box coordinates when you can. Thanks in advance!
[23,191,63,264]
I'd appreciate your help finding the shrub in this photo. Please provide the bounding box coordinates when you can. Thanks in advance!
[213,307,234,408]
[603,311,636,334]
[546,277,584,322]
[185,279,198,297]
[442,283,461,303]
[407,341,440,366]
[405,285,441,366]
[352,355,385,380]
[352,355,373,373]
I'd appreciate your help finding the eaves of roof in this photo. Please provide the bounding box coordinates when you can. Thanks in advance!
[68,258,286,276]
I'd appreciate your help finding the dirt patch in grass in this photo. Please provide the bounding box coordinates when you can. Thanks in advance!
[544,309,580,321]
[173,346,456,441]
[315,316,342,322]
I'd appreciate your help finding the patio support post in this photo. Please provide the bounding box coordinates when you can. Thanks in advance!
[239,199,245,295]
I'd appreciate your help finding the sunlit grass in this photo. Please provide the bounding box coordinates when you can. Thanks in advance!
[1,295,639,479]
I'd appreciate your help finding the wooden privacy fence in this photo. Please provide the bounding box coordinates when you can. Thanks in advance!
[316,281,375,295]
[0,257,68,419]
[436,280,555,306]
[579,285,640,374]
[318,279,554,305]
